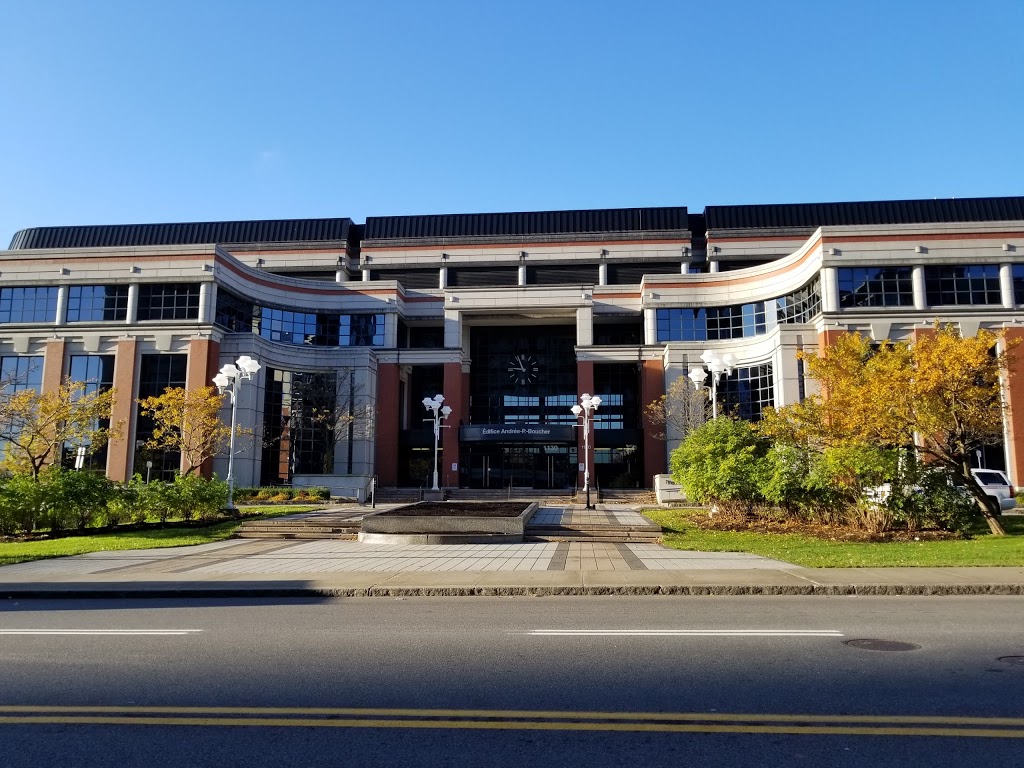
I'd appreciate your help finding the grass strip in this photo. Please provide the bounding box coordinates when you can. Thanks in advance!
[0,505,320,566]
[644,508,1024,567]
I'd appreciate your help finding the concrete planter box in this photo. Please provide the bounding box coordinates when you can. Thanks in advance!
[359,502,539,544]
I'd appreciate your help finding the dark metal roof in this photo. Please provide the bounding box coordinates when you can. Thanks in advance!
[9,218,355,250]
[705,196,1024,232]
[364,207,688,240]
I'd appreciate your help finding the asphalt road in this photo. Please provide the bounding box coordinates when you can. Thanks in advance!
[2,595,1023,767]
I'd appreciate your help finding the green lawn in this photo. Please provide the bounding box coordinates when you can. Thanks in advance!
[0,505,320,566]
[644,508,1024,567]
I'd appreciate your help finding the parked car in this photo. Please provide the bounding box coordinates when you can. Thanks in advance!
[970,469,1018,513]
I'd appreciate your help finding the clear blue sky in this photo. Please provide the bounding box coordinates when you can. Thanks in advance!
[1,0,1022,246]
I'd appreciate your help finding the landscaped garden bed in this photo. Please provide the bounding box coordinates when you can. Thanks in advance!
[360,501,538,542]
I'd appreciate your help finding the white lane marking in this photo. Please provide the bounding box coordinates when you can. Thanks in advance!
[526,629,843,637]
[1,630,203,636]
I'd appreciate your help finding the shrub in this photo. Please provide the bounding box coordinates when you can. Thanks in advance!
[171,474,229,521]
[669,418,768,508]
[0,475,48,535]
[308,486,330,501]
[42,469,113,530]
[104,475,151,526]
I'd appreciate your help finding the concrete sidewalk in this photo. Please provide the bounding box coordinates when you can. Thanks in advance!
[2,536,1024,597]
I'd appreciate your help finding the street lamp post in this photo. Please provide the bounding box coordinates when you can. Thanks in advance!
[688,350,736,420]
[570,393,601,509]
[422,394,452,492]
[213,355,261,510]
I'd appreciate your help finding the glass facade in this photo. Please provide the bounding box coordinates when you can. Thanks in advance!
[63,355,115,471]
[134,354,187,481]
[837,267,914,308]
[777,278,821,323]
[215,290,384,347]
[137,284,200,320]
[261,368,343,484]
[0,287,57,324]
[66,285,129,322]
[1013,265,1024,305]
[924,265,1001,306]
[718,363,774,421]
[656,303,766,342]
[0,355,43,392]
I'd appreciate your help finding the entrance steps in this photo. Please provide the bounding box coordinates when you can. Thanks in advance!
[525,507,662,543]
[598,488,658,506]
[447,488,577,505]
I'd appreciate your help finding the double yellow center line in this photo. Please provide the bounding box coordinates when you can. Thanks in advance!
[1,706,1023,738]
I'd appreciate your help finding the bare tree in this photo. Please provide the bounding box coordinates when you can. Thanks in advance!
[645,375,712,446]
[286,368,365,475]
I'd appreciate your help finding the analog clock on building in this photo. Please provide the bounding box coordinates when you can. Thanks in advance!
[507,353,539,385]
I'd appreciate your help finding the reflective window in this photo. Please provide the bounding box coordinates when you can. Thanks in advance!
[924,265,1001,306]
[718,363,775,421]
[342,314,385,346]
[0,287,57,323]
[837,267,914,308]
[64,355,115,471]
[134,354,187,481]
[137,284,200,320]
[0,355,43,392]
[214,289,256,332]
[1012,265,1024,305]
[777,278,821,323]
[66,285,129,322]
[656,302,766,342]
[262,368,343,483]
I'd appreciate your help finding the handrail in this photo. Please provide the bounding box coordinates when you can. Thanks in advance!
[361,474,378,507]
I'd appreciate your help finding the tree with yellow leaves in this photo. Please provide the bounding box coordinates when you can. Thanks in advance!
[138,386,245,476]
[759,325,1013,535]
[0,380,119,479]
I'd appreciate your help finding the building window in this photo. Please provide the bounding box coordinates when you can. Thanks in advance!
[134,354,187,481]
[261,368,340,483]
[656,302,766,342]
[66,285,129,322]
[64,355,115,471]
[214,289,256,332]
[777,278,821,323]
[837,267,914,308]
[260,307,340,346]
[718,363,774,421]
[137,284,200,320]
[1012,265,1024,305]
[924,265,1001,306]
[342,314,384,346]
[0,355,43,392]
[0,287,58,324]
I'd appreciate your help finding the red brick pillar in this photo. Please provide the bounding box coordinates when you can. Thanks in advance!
[375,363,401,486]
[442,362,464,488]
[41,339,66,395]
[641,358,666,484]
[576,361,595,492]
[107,338,138,483]
[1003,327,1024,488]
[185,338,221,477]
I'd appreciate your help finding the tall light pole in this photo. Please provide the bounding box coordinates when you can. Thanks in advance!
[571,393,601,509]
[422,394,452,492]
[688,350,735,420]
[213,354,261,510]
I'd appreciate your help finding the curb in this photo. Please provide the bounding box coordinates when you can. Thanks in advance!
[4,583,1024,599]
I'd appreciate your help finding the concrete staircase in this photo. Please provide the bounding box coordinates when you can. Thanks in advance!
[598,488,658,506]
[524,508,662,543]
[234,509,364,540]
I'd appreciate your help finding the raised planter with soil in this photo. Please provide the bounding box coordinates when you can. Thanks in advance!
[359,502,539,544]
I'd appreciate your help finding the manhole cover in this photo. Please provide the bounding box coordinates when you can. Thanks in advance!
[997,656,1024,666]
[845,639,921,652]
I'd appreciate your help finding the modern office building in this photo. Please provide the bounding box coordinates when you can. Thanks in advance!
[3,195,1024,493]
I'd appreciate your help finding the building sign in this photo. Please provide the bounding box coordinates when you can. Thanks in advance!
[460,424,576,442]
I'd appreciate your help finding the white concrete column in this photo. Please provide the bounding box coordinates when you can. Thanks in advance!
[55,284,68,325]
[199,281,215,323]
[362,268,372,282]
[576,306,593,346]
[1000,263,1016,308]
[335,269,347,283]
[912,265,927,310]
[439,267,448,289]
[681,262,690,275]
[709,261,720,273]
[820,267,839,313]
[126,284,139,325]
[383,313,399,348]
[764,295,780,332]
[644,308,658,345]
[598,263,608,286]
[444,309,462,348]
[518,263,527,286]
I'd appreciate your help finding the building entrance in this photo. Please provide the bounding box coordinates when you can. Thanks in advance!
[463,444,577,490]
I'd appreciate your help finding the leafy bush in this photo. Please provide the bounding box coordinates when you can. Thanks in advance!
[42,469,113,530]
[0,475,48,535]
[104,475,152,526]
[307,486,330,500]
[669,418,768,508]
